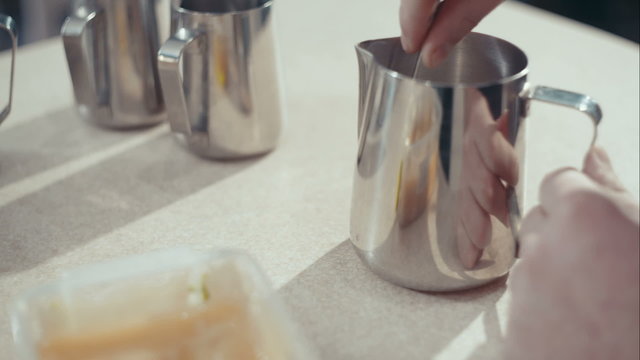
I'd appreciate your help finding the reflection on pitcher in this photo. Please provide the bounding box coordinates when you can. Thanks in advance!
[396,89,441,228]
[454,88,519,269]
[393,87,519,270]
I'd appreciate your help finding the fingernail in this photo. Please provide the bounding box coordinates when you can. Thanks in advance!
[592,146,610,165]
[401,36,414,53]
[590,151,604,170]
[457,226,482,269]
[423,43,450,68]
[585,146,610,175]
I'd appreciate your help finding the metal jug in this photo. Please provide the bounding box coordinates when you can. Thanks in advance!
[0,14,17,126]
[61,0,165,129]
[158,0,282,159]
[351,34,602,292]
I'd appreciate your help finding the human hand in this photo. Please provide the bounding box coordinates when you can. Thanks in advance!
[456,88,518,268]
[505,146,639,359]
[399,0,503,67]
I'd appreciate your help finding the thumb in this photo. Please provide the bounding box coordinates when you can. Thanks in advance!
[583,146,626,192]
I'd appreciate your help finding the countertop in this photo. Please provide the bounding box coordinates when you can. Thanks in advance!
[0,1,638,359]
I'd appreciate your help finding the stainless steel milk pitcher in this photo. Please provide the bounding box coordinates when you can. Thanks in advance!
[0,14,17,126]
[62,0,165,128]
[158,0,282,159]
[351,33,602,291]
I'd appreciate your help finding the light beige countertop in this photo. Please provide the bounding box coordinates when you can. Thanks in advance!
[0,1,638,359]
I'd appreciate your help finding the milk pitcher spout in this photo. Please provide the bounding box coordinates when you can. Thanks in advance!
[355,43,374,136]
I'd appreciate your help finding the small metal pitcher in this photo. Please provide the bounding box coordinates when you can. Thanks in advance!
[0,14,17,126]
[61,0,165,129]
[158,0,282,159]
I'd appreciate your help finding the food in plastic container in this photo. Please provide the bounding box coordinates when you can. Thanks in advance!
[9,248,314,360]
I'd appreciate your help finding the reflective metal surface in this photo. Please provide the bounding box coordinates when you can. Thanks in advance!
[61,0,165,129]
[158,0,282,159]
[0,14,17,125]
[352,33,602,291]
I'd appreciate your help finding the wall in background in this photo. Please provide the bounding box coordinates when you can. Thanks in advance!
[0,0,72,50]
[0,0,638,51]
[518,0,639,43]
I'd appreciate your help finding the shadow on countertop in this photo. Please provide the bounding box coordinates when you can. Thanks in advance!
[0,108,135,187]
[279,240,507,360]
[0,107,264,274]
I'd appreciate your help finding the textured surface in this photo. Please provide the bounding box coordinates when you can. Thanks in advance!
[0,0,638,359]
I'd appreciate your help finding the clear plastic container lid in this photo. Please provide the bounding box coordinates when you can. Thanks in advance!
[9,248,315,360]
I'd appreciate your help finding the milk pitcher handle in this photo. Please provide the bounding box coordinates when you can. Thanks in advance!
[0,15,17,125]
[509,85,603,257]
[523,86,602,143]
[158,29,202,136]
[61,9,105,108]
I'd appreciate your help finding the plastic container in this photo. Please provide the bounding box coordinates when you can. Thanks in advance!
[9,248,314,360]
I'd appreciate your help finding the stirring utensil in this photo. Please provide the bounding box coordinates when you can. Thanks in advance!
[411,0,443,80]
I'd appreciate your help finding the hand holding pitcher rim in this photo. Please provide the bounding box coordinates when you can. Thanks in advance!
[351,33,602,292]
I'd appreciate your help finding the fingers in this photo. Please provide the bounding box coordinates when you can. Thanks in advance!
[518,205,546,258]
[466,139,510,224]
[496,108,512,139]
[420,0,503,67]
[583,146,627,193]
[475,113,520,186]
[539,167,600,214]
[462,188,492,249]
[520,206,546,237]
[465,93,519,186]
[399,0,439,53]
[456,221,482,269]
